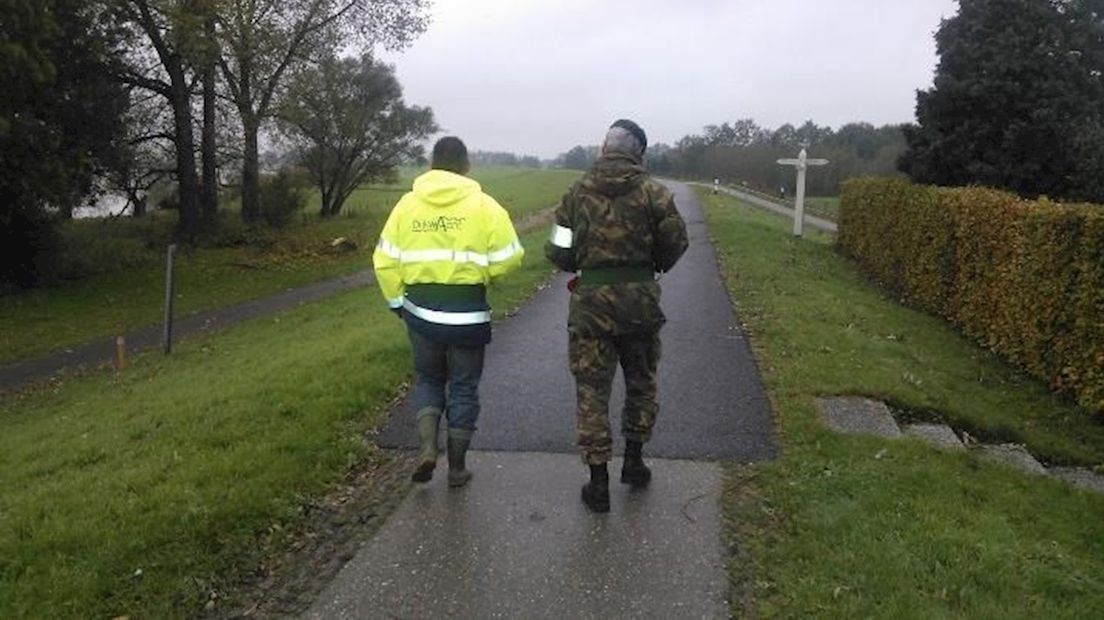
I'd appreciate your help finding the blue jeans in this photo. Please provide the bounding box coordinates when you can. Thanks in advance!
[407,325,485,432]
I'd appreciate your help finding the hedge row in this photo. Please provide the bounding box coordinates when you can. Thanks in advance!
[839,178,1104,415]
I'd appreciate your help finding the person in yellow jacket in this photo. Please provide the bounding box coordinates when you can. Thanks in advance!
[373,136,524,487]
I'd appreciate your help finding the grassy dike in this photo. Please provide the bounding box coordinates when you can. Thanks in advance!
[698,190,1104,618]
[0,167,579,365]
[0,223,557,618]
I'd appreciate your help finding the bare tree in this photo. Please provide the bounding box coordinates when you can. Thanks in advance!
[106,90,177,217]
[113,0,204,240]
[280,53,435,217]
[217,0,429,222]
[198,0,220,228]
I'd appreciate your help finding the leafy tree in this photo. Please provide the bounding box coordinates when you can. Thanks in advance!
[280,53,435,217]
[217,0,429,223]
[1,0,128,286]
[705,119,767,147]
[900,0,1104,202]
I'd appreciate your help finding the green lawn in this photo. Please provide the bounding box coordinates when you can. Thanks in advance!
[0,167,579,365]
[0,224,556,619]
[700,190,1104,618]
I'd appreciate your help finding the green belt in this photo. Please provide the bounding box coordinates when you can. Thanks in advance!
[577,266,655,286]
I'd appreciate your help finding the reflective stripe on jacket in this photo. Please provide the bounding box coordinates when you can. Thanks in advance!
[373,169,524,338]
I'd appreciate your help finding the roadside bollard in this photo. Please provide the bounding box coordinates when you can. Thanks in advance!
[115,336,126,370]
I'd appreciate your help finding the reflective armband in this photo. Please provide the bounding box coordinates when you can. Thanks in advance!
[549,224,573,249]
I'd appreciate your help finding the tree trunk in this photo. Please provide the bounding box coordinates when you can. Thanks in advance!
[320,178,338,218]
[169,65,199,241]
[128,186,147,217]
[241,113,261,222]
[200,13,218,229]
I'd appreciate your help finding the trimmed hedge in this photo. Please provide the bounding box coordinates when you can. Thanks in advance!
[839,178,1104,415]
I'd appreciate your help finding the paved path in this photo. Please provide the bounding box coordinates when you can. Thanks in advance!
[307,453,726,619]
[0,270,375,393]
[692,182,838,233]
[313,181,776,618]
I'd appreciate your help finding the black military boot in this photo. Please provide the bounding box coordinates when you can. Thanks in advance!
[581,464,610,513]
[447,429,474,488]
[411,408,441,483]
[621,440,652,488]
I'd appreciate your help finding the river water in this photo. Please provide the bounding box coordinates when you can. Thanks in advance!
[72,193,132,219]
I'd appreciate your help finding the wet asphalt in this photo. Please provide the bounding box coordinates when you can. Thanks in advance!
[316,181,777,619]
[306,452,728,619]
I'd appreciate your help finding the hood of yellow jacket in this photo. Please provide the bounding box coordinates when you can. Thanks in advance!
[412,169,481,207]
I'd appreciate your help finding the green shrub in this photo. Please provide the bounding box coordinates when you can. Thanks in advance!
[259,169,307,228]
[54,214,173,280]
[839,179,1104,415]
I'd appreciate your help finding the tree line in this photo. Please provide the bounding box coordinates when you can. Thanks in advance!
[469,151,543,168]
[556,120,907,197]
[2,0,434,287]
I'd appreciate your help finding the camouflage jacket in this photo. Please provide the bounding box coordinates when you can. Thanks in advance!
[545,153,689,336]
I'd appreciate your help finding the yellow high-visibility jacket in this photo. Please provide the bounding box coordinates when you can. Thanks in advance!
[373,169,523,338]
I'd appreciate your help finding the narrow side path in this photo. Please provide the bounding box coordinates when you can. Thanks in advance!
[0,270,375,393]
[0,209,560,394]
[691,181,838,233]
[312,182,776,618]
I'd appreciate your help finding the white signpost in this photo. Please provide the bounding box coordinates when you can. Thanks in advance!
[777,148,829,237]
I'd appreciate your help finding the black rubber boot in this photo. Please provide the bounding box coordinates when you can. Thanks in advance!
[620,440,652,488]
[581,464,610,513]
[411,408,441,483]
[447,429,474,488]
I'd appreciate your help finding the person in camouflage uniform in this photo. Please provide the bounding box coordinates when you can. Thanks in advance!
[546,119,689,513]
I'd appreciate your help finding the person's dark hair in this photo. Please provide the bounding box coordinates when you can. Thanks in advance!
[610,119,647,152]
[431,136,470,174]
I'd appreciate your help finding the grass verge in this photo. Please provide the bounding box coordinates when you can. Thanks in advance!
[804,196,839,222]
[699,190,1104,618]
[0,167,579,365]
[0,226,555,619]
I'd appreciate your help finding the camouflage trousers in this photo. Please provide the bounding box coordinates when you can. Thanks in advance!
[569,330,662,465]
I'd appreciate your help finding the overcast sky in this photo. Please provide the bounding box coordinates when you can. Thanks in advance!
[378,0,960,159]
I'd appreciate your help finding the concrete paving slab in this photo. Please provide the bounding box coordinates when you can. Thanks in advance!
[305,452,728,620]
[374,181,776,462]
[903,423,965,451]
[1047,466,1104,494]
[978,444,1047,476]
[816,397,902,439]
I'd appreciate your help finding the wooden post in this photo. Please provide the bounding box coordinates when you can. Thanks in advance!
[163,244,177,354]
[777,148,829,237]
[115,336,126,370]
